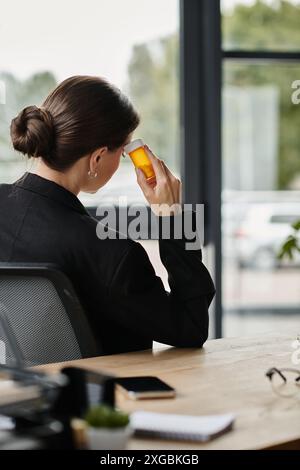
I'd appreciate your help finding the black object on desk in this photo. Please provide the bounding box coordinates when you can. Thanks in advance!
[52,366,116,418]
[0,364,116,449]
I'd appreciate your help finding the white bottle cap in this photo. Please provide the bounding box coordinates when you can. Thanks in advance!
[124,138,145,154]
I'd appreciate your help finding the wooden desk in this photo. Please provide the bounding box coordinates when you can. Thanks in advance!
[38,330,300,450]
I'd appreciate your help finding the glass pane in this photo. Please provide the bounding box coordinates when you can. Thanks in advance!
[222,0,300,51]
[0,0,180,207]
[222,62,300,337]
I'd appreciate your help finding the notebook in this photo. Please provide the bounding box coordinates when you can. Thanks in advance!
[130,411,235,442]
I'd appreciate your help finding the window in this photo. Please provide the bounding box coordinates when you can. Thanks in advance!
[221,0,300,337]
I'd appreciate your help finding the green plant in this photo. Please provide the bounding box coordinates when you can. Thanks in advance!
[278,220,300,260]
[84,405,130,429]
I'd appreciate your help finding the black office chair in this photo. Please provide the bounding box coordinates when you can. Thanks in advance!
[0,263,100,367]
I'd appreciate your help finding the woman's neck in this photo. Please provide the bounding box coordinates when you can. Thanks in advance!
[33,158,81,195]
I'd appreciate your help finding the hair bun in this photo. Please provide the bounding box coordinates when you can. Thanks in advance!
[10,105,55,159]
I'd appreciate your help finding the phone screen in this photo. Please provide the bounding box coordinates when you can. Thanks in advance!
[115,376,175,398]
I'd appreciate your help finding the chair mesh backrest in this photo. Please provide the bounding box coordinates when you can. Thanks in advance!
[0,275,82,367]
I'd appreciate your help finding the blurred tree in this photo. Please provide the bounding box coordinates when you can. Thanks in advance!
[223,0,300,51]
[126,35,180,175]
[0,71,57,162]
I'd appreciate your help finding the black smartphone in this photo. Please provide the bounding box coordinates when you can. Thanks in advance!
[115,376,176,400]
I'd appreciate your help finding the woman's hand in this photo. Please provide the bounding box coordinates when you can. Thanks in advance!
[135,145,182,216]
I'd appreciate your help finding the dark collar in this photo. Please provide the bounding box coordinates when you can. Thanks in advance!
[14,172,90,215]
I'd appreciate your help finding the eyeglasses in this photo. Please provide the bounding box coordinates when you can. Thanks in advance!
[266,367,300,397]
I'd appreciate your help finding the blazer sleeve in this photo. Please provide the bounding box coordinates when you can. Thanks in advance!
[106,210,216,348]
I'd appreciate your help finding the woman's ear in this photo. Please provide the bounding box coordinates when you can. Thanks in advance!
[89,147,107,172]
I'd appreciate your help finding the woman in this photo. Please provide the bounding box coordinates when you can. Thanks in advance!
[0,75,215,355]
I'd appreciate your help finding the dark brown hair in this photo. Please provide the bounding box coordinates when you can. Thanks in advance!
[10,75,140,171]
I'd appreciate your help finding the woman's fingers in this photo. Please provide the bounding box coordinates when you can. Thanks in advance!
[146,145,180,184]
[135,144,182,210]
[135,167,154,198]
[146,175,157,189]
[144,145,167,182]
[160,160,180,184]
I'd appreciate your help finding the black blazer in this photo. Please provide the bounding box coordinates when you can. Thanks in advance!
[0,172,215,355]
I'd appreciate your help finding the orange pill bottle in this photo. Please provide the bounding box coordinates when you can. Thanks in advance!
[124,139,156,180]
